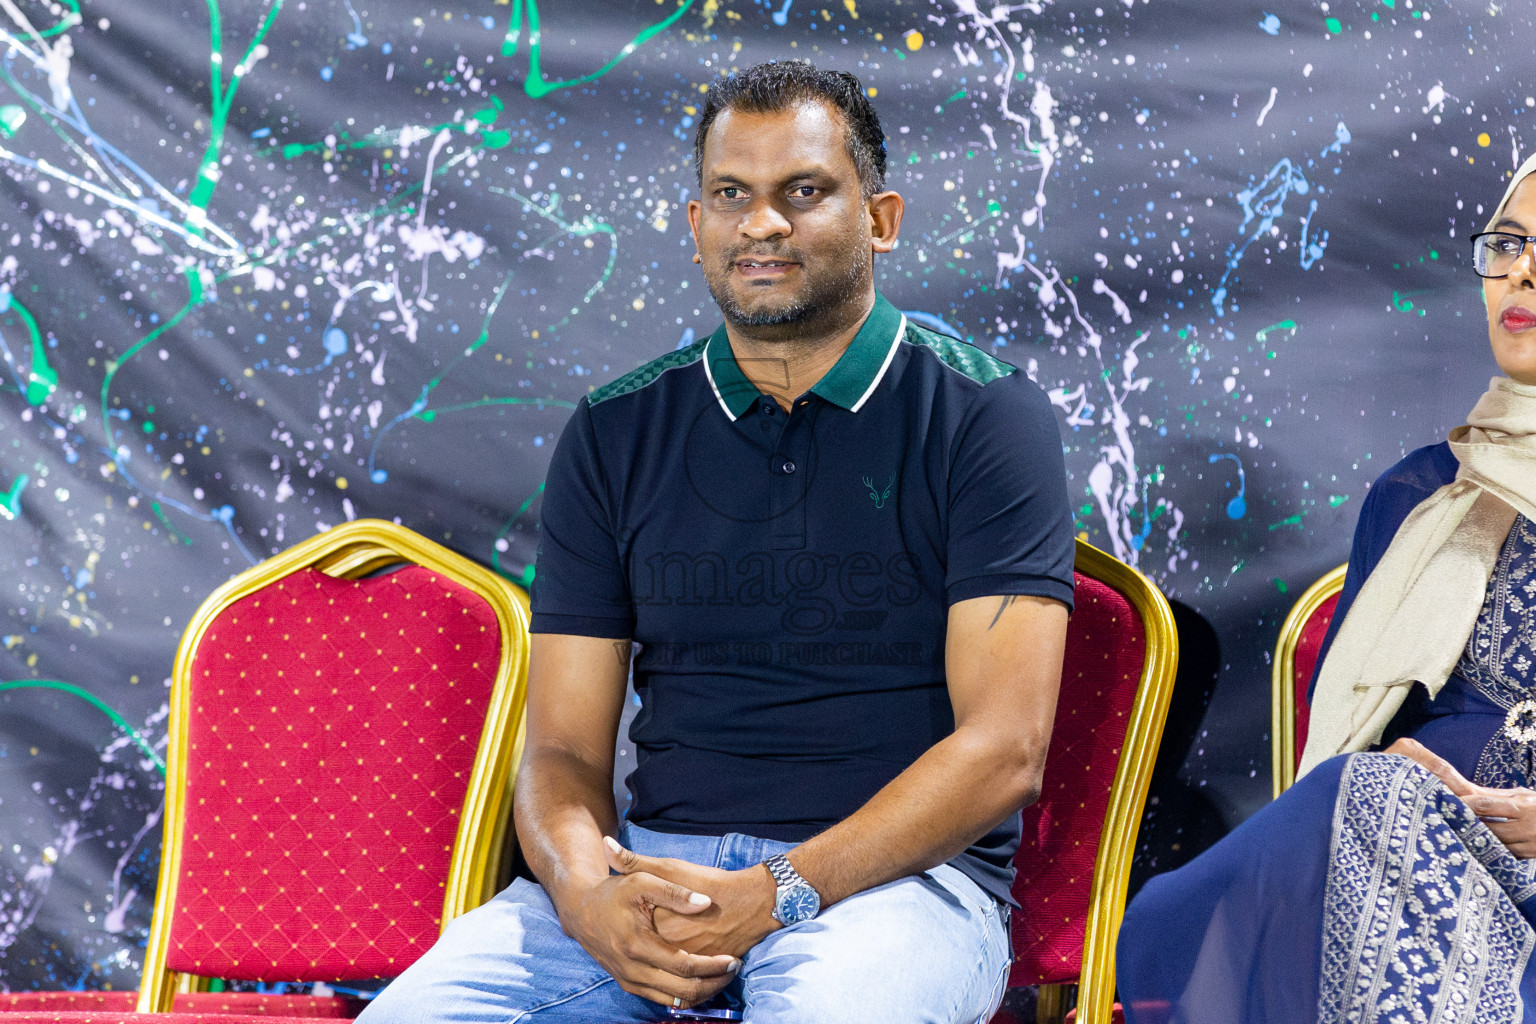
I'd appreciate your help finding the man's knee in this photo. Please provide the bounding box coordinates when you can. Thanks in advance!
[356,879,598,1023]
[740,872,1008,1024]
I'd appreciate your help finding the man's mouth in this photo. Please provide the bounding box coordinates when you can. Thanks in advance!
[1501,306,1536,332]
[734,256,799,278]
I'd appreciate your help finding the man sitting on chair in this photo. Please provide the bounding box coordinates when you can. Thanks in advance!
[359,59,1074,1024]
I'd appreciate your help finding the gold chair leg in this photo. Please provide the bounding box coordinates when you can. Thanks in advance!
[1036,983,1073,1024]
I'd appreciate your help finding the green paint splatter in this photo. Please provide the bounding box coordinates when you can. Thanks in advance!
[4,298,58,406]
[0,473,27,520]
[30,1,81,38]
[494,481,546,583]
[1273,578,1289,594]
[1329,494,1350,507]
[0,105,25,138]
[501,0,698,100]
[186,0,287,225]
[1269,514,1305,531]
[487,188,618,335]
[1254,319,1297,345]
[105,0,285,471]
[151,501,193,545]
[1324,16,1342,32]
[0,679,165,774]
[1392,290,1430,316]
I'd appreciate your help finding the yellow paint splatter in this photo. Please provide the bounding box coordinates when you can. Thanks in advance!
[1477,132,1492,147]
[905,30,923,50]
[866,87,877,97]
[701,0,719,29]
[336,477,348,490]
[843,0,858,18]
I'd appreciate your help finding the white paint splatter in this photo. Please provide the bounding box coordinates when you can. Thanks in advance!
[1256,86,1278,127]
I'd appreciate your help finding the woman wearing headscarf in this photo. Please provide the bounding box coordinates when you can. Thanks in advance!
[1115,157,1536,1023]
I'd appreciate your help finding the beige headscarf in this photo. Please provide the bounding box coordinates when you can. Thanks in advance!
[1298,154,1536,777]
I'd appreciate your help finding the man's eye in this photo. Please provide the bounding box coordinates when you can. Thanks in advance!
[720,187,742,199]
[792,186,818,198]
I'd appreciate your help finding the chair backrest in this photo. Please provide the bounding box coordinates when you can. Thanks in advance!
[1007,539,1177,1024]
[137,520,530,1012]
[1270,564,1346,796]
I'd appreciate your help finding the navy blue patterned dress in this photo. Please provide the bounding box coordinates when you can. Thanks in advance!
[1118,447,1536,1024]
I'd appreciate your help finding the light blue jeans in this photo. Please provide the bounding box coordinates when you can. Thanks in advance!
[359,823,1012,1023]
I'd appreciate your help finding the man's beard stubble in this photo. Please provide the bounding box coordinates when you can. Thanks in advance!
[704,242,871,331]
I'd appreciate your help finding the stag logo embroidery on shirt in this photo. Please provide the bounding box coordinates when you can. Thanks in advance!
[863,473,895,509]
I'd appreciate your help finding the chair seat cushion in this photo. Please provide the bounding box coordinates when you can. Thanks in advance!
[0,1013,340,1023]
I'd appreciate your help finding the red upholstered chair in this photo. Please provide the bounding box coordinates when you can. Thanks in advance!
[993,539,1177,1024]
[1269,565,1346,796]
[0,520,529,1022]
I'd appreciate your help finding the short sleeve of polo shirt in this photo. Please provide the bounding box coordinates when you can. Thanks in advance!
[944,370,1075,611]
[528,398,635,638]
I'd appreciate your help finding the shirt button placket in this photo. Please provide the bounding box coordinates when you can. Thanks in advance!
[770,404,811,550]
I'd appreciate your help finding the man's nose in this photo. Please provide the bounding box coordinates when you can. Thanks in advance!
[739,200,791,240]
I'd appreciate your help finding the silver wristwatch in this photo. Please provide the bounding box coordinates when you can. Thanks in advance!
[763,853,821,926]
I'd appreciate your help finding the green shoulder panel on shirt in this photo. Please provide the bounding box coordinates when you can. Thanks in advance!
[903,322,1017,385]
[588,336,709,407]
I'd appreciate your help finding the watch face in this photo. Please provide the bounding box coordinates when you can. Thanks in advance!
[776,883,820,925]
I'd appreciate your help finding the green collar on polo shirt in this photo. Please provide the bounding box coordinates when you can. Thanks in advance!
[702,293,907,421]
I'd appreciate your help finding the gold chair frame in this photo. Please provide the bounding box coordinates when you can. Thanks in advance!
[1269,564,1347,798]
[138,520,531,1012]
[1038,539,1179,1024]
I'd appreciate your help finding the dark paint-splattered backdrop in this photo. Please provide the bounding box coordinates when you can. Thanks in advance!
[0,0,1525,993]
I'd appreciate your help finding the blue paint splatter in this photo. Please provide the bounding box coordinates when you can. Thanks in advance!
[343,0,369,48]
[1320,121,1352,157]
[1258,13,1281,35]
[1209,453,1248,520]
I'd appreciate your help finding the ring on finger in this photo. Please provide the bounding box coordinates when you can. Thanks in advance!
[672,997,683,1009]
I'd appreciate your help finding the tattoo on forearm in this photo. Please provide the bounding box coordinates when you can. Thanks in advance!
[612,641,633,667]
[987,595,1018,630]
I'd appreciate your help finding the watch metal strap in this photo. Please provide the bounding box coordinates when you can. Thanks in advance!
[764,853,802,888]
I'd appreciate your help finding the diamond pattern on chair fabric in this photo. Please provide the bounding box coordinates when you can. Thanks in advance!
[0,992,361,1017]
[1007,572,1145,987]
[0,1013,345,1023]
[0,996,135,1013]
[1290,592,1339,773]
[166,566,500,982]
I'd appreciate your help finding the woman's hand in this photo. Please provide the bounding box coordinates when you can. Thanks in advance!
[1385,738,1536,858]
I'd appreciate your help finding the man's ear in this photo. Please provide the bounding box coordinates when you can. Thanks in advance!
[867,191,904,254]
[686,199,704,261]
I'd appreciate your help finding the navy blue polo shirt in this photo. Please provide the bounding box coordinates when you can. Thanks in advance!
[530,292,1075,904]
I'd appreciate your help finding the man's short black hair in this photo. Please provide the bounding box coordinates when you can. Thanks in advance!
[693,60,887,198]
